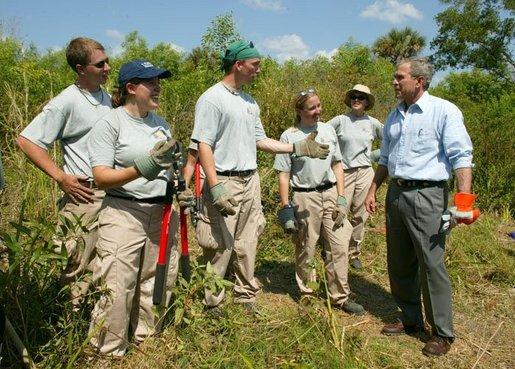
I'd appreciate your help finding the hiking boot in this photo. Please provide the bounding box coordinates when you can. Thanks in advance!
[381,319,425,336]
[333,299,365,315]
[422,335,452,356]
[349,258,363,269]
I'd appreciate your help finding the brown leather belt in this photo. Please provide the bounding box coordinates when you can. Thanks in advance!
[78,179,97,189]
[106,193,165,204]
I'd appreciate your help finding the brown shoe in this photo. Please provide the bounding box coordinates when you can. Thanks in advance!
[381,319,425,336]
[422,335,452,356]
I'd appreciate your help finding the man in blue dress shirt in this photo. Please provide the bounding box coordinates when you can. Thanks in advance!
[365,57,474,357]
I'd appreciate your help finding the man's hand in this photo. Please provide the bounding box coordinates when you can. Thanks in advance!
[278,204,298,233]
[331,195,348,228]
[210,182,237,216]
[293,131,330,159]
[57,174,95,205]
[134,139,177,180]
[177,189,194,208]
[365,191,377,213]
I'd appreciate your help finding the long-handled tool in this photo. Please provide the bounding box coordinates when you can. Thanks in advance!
[193,161,202,226]
[153,169,174,306]
[176,148,191,283]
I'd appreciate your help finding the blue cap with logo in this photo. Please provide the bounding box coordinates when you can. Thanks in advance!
[118,59,171,86]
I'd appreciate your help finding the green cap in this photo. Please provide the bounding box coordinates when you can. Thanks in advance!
[221,40,261,62]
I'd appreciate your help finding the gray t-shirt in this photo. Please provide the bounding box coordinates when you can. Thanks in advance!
[88,107,172,199]
[274,122,342,189]
[20,84,112,178]
[327,113,383,169]
[191,82,267,171]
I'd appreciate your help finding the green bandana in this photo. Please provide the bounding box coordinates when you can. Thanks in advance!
[221,40,261,62]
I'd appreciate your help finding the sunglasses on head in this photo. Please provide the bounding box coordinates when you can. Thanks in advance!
[350,94,367,101]
[88,58,109,69]
[300,88,316,96]
[226,41,254,60]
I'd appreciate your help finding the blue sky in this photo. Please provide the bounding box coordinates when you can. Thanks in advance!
[2,1,447,65]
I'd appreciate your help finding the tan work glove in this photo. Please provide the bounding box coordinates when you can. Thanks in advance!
[134,139,177,180]
[177,189,194,208]
[210,183,237,217]
[293,131,330,159]
[331,195,348,228]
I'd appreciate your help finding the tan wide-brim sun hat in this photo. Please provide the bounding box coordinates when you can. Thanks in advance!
[344,84,375,110]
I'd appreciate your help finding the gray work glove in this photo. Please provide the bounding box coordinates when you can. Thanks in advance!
[293,131,330,159]
[210,182,237,217]
[370,149,381,163]
[177,189,194,208]
[134,139,177,180]
[331,195,347,228]
[278,204,298,233]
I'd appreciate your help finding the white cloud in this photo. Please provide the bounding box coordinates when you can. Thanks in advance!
[260,34,309,62]
[168,42,185,54]
[315,48,339,59]
[105,29,125,41]
[241,0,285,12]
[360,0,423,23]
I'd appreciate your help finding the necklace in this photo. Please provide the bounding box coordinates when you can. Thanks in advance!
[75,83,104,106]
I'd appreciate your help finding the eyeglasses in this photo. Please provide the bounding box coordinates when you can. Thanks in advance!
[300,88,316,96]
[88,58,109,69]
[350,95,367,101]
[226,41,254,61]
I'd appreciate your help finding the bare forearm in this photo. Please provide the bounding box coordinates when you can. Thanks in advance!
[278,171,290,207]
[16,136,67,182]
[369,165,389,194]
[198,143,218,188]
[332,161,345,196]
[256,138,294,154]
[92,166,140,189]
[455,167,472,193]
[183,149,198,187]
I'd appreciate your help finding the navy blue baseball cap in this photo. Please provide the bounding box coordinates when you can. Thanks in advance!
[118,59,172,86]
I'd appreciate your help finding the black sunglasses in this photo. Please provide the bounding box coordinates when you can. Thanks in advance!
[88,58,109,69]
[226,41,254,60]
[300,88,316,96]
[350,94,367,101]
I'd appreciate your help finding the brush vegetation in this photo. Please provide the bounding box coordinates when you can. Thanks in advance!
[0,13,514,369]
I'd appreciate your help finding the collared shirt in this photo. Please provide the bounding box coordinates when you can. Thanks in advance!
[378,91,473,181]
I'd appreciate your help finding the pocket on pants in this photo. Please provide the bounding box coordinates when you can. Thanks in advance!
[196,213,225,250]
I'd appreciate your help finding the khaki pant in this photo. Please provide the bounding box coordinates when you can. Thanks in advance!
[292,186,352,305]
[196,172,266,307]
[90,196,179,356]
[57,188,105,309]
[344,167,374,258]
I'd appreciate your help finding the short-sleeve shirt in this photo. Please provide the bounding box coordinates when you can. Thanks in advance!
[20,84,112,178]
[327,113,383,169]
[273,122,341,189]
[88,107,172,199]
[191,82,267,171]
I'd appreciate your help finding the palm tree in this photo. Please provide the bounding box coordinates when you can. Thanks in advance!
[373,27,426,64]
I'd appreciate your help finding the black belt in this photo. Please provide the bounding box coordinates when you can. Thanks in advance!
[292,182,335,192]
[394,179,446,188]
[216,169,256,177]
[106,193,165,204]
[78,179,97,189]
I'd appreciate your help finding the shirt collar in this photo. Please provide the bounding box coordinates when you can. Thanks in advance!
[397,91,430,113]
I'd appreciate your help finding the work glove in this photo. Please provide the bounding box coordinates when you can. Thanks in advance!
[177,189,194,208]
[210,182,237,217]
[293,131,330,160]
[440,192,480,234]
[134,139,177,180]
[278,203,298,233]
[331,195,348,228]
[370,149,381,163]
